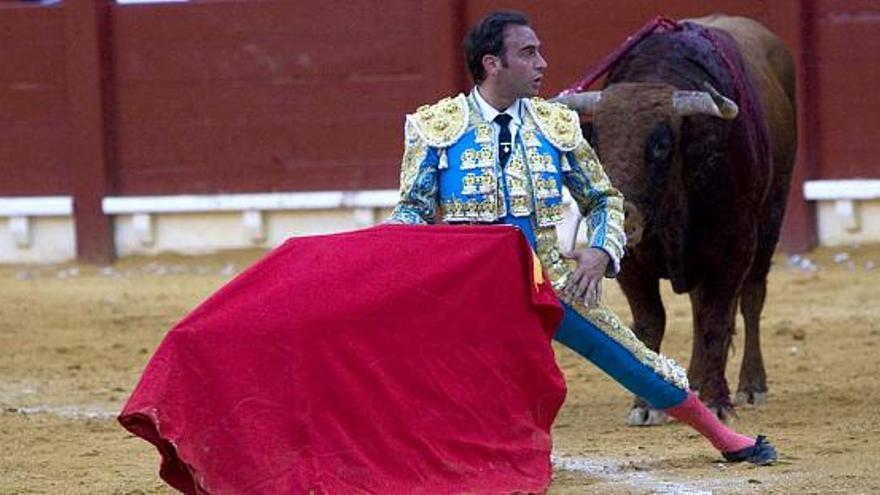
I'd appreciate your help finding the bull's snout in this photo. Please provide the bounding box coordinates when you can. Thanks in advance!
[623,201,646,247]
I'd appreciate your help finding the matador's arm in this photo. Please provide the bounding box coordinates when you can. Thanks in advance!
[388,119,440,224]
[561,135,626,277]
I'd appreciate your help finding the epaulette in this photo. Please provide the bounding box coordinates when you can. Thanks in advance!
[406,94,469,148]
[525,97,580,151]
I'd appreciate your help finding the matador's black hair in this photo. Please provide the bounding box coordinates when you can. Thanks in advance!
[462,10,530,84]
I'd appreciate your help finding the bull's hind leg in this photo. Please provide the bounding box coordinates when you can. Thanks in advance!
[617,269,670,426]
[736,276,768,405]
[734,205,782,406]
[735,152,794,406]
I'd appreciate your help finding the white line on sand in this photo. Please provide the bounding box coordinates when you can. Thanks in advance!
[3,404,118,420]
[553,453,747,495]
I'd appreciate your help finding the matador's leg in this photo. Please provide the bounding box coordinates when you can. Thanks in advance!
[534,225,689,408]
[554,296,775,465]
[555,298,688,409]
[532,224,775,465]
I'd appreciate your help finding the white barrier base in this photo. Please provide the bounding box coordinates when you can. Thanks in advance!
[805,179,880,246]
[5,181,880,263]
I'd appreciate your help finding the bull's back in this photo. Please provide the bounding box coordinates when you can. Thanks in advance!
[689,15,797,172]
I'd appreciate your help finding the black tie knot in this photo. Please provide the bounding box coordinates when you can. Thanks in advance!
[493,113,512,127]
[494,114,513,166]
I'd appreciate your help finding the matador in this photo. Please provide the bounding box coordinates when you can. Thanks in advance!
[388,10,776,465]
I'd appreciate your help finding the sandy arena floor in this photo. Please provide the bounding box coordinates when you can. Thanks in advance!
[1,243,878,494]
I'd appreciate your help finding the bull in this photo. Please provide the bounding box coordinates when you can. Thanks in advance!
[556,15,797,422]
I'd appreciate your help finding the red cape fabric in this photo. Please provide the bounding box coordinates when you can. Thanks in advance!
[119,225,566,494]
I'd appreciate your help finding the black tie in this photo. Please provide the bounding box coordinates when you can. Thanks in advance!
[494,113,513,167]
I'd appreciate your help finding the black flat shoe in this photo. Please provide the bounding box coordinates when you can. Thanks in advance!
[722,435,777,465]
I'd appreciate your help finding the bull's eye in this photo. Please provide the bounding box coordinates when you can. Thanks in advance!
[645,122,674,165]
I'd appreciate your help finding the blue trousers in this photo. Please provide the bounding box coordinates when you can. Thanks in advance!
[504,215,688,409]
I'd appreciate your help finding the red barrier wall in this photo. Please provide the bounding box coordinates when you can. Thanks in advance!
[812,0,880,179]
[1,0,878,257]
[110,0,462,195]
[3,0,876,194]
[0,3,70,196]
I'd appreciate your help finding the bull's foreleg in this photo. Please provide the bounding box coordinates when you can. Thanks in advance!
[687,305,707,391]
[618,270,669,426]
[735,277,768,405]
[689,285,738,422]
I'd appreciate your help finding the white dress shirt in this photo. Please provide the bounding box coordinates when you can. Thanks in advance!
[472,87,524,148]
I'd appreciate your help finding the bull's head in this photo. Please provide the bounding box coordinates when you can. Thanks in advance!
[555,81,738,121]
[553,82,737,249]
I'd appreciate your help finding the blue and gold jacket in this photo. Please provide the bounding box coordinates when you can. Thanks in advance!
[390,92,626,286]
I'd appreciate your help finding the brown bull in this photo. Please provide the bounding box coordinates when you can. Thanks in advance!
[557,15,797,422]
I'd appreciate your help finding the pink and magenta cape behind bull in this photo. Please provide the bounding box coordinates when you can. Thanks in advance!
[119,224,567,494]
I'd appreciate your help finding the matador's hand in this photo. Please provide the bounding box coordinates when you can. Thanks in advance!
[561,248,610,308]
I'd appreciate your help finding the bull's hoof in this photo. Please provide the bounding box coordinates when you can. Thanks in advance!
[708,403,736,424]
[722,435,777,466]
[734,390,768,406]
[627,406,670,426]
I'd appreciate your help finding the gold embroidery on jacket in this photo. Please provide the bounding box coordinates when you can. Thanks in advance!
[504,145,532,217]
[560,152,572,172]
[526,98,580,151]
[461,173,495,196]
[440,197,498,222]
[535,202,564,227]
[460,145,494,170]
[533,177,561,199]
[475,123,492,144]
[572,141,610,188]
[398,121,428,199]
[410,94,469,147]
[534,226,574,290]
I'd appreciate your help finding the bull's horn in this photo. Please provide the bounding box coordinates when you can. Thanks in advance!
[672,84,738,120]
[551,91,602,115]
[701,82,739,117]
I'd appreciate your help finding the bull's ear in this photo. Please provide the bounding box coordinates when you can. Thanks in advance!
[672,84,738,120]
[550,91,602,115]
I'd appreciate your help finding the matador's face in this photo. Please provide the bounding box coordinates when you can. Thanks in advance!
[496,25,547,99]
